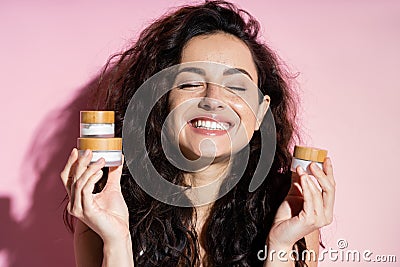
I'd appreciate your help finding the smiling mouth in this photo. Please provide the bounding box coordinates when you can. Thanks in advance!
[189,118,232,131]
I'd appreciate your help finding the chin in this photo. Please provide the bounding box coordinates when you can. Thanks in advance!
[178,143,230,160]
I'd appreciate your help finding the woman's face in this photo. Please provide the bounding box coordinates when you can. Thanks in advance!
[167,32,270,160]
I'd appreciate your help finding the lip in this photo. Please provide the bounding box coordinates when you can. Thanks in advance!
[187,115,235,136]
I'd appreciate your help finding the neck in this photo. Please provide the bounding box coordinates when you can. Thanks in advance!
[183,156,232,206]
[184,157,231,186]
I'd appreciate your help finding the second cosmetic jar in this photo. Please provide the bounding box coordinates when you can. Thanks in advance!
[290,145,328,175]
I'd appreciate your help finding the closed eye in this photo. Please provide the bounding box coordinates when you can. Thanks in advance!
[227,86,246,91]
[177,82,205,90]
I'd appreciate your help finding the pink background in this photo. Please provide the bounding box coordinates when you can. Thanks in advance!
[1,0,399,266]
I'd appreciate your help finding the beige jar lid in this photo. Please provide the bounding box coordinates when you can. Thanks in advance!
[77,138,122,150]
[80,111,115,124]
[293,145,328,162]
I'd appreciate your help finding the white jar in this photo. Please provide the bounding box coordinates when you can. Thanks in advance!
[77,138,122,167]
[291,146,327,175]
[80,111,115,138]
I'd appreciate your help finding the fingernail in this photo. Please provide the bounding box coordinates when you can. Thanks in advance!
[84,149,90,157]
[311,162,320,170]
[70,148,76,156]
[94,158,105,165]
[327,157,332,165]
[298,166,305,174]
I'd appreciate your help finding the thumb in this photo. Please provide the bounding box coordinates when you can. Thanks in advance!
[105,154,124,190]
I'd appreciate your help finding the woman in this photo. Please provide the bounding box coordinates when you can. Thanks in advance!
[60,1,335,266]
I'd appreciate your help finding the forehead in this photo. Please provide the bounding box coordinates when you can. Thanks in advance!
[180,32,258,82]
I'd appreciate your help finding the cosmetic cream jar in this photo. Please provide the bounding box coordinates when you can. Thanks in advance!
[290,146,328,175]
[80,111,115,137]
[77,138,122,167]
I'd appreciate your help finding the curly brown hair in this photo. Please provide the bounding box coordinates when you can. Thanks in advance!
[65,1,309,266]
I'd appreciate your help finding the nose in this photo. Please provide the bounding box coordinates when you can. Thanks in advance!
[198,84,226,111]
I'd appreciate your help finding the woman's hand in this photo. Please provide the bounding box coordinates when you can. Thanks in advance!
[60,148,130,244]
[267,157,336,250]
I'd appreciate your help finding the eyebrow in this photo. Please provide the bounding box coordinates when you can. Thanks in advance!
[223,67,254,81]
[176,66,254,81]
[177,67,206,76]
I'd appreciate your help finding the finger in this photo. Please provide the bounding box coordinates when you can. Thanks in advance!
[75,158,105,192]
[308,175,334,225]
[323,157,335,184]
[104,154,124,191]
[72,149,93,182]
[323,158,336,222]
[82,169,104,213]
[309,162,331,192]
[309,161,326,178]
[70,149,93,213]
[306,176,324,216]
[60,148,79,198]
[310,162,335,214]
[299,171,314,216]
[73,158,105,212]
[322,157,336,194]
[300,173,327,230]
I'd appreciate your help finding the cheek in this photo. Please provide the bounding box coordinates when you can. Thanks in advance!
[232,102,258,137]
[168,90,193,110]
[167,96,187,133]
[168,91,180,110]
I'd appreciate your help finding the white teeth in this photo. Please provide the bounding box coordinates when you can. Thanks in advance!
[192,119,230,130]
[220,122,230,130]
